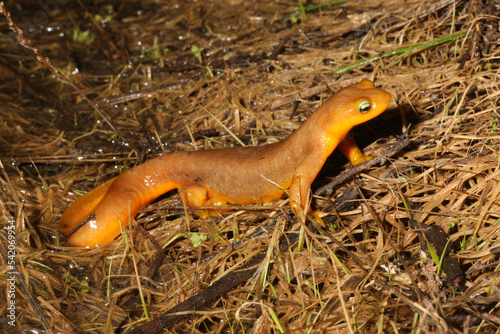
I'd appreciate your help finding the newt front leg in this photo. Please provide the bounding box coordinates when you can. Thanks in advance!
[290,132,378,223]
[337,134,374,166]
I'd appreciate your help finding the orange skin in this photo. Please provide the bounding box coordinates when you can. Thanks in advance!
[60,80,391,247]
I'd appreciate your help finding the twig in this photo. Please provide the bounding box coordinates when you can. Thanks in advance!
[127,216,296,333]
[132,222,166,279]
[409,219,466,289]
[315,128,411,196]
[0,2,130,147]
[127,252,264,333]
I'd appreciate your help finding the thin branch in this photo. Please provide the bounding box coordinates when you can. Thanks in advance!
[0,2,130,147]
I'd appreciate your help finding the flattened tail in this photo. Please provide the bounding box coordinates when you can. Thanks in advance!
[59,177,117,233]
[60,174,179,248]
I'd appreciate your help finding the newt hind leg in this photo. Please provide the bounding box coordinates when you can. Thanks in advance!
[180,185,229,219]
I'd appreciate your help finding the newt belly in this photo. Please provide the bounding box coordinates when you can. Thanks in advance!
[60,80,391,247]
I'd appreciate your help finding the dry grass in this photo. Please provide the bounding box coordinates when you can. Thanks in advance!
[1,0,500,333]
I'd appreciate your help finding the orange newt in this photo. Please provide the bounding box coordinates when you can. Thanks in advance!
[60,80,391,247]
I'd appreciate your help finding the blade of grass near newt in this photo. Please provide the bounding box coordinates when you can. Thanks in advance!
[284,0,351,21]
[333,31,470,74]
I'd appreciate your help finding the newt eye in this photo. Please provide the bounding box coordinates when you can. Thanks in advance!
[358,100,371,113]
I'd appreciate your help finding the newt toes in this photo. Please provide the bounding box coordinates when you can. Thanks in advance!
[60,80,391,247]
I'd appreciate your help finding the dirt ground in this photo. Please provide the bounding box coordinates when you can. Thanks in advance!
[1,0,500,333]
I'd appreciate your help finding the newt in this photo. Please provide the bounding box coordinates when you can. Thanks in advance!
[60,80,391,247]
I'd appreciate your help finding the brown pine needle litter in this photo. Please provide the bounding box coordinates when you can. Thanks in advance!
[1,0,500,332]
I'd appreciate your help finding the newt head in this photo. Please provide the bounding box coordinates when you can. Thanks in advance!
[338,79,391,126]
[313,80,392,136]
